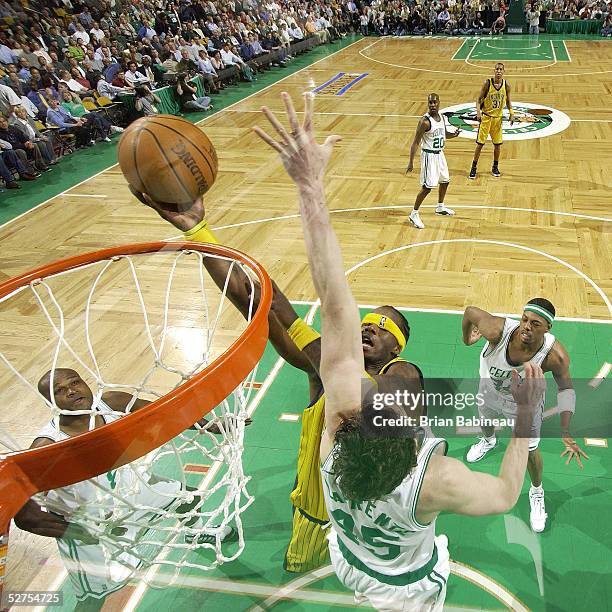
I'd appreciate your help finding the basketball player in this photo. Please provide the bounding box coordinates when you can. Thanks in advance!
[14,368,234,610]
[469,63,514,179]
[254,91,547,611]
[136,128,427,574]
[462,300,589,532]
[406,93,460,229]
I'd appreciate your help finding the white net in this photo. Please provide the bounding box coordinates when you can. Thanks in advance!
[0,244,266,589]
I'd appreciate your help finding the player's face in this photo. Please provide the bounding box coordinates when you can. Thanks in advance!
[361,307,404,363]
[494,64,505,79]
[428,96,439,114]
[518,311,549,345]
[49,371,94,412]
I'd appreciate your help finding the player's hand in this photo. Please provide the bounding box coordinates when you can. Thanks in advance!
[405,162,414,174]
[130,186,205,232]
[476,110,482,122]
[467,325,482,345]
[63,522,99,545]
[509,113,515,126]
[253,91,341,192]
[560,434,589,467]
[510,362,546,413]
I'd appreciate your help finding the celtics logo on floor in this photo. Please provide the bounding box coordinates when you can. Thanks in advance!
[441,102,571,141]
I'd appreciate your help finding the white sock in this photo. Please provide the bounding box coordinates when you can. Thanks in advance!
[411,208,419,214]
[531,484,544,494]
[485,434,496,443]
[437,203,444,208]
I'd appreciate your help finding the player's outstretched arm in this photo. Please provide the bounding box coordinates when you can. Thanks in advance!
[133,188,320,383]
[421,363,546,517]
[253,92,362,434]
[462,306,505,345]
[406,116,428,173]
[545,342,589,467]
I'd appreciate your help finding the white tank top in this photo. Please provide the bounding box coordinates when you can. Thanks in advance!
[37,401,125,518]
[421,112,446,153]
[479,318,555,402]
[38,400,181,519]
[321,435,447,576]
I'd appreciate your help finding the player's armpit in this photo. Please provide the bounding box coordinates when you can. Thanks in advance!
[421,455,518,517]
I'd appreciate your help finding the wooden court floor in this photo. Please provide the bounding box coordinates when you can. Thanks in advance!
[1,35,611,607]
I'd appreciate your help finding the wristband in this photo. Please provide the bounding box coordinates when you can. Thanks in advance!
[287,317,320,351]
[557,388,576,415]
[183,218,219,244]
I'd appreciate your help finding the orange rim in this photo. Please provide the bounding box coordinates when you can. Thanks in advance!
[0,241,271,530]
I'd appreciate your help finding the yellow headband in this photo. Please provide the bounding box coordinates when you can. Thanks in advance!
[361,313,406,351]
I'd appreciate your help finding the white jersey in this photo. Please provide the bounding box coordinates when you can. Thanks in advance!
[421,113,446,153]
[36,400,181,601]
[419,112,450,188]
[321,436,447,577]
[479,317,555,405]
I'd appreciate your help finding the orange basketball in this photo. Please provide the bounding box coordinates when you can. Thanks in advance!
[117,115,218,206]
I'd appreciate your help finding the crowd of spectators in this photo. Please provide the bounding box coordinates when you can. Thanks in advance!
[0,0,359,193]
[0,0,609,192]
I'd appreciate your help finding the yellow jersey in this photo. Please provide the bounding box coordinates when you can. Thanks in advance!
[290,356,422,521]
[481,78,507,118]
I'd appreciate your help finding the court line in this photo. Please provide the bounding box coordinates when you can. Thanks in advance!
[563,40,572,61]
[451,38,470,60]
[0,39,365,233]
[341,239,611,317]
[464,37,480,65]
[290,301,612,325]
[224,108,612,123]
[249,561,530,611]
[360,36,611,77]
[209,204,612,230]
[61,194,108,198]
[550,39,558,65]
[0,166,111,231]
[485,41,542,50]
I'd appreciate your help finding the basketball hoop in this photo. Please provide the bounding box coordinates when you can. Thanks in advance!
[0,241,271,586]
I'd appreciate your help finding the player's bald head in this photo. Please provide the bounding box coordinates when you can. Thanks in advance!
[428,92,440,102]
[38,368,80,400]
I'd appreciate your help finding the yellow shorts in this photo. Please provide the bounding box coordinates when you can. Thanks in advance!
[477,114,503,145]
[284,507,330,572]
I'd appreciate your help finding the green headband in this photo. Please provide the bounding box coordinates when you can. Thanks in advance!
[524,303,554,325]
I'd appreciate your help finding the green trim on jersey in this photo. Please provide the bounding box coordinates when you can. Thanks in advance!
[338,537,439,586]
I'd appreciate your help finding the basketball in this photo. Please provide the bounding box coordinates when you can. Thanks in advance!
[117,115,218,206]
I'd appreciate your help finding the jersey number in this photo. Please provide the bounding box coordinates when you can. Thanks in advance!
[331,509,401,561]
[433,136,444,149]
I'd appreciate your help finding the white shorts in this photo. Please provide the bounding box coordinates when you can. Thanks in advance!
[328,530,450,612]
[420,150,449,189]
[478,381,544,451]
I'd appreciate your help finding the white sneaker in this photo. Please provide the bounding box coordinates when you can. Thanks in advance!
[466,436,497,462]
[529,486,547,532]
[409,210,425,229]
[110,125,124,133]
[103,136,111,142]
[435,204,455,216]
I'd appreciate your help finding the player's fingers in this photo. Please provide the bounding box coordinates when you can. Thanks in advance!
[260,106,292,145]
[303,91,314,134]
[579,448,590,459]
[253,126,284,154]
[282,91,301,136]
[576,454,583,468]
[323,134,342,150]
